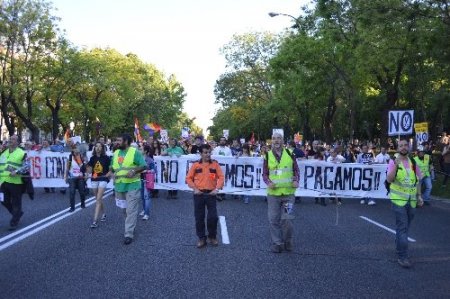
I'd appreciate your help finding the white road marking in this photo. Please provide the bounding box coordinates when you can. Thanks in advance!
[0,190,113,251]
[219,216,230,244]
[359,216,416,242]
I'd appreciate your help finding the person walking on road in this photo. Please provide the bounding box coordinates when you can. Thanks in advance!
[64,147,87,212]
[414,145,433,206]
[86,142,111,228]
[107,134,147,245]
[186,144,224,249]
[0,135,29,230]
[262,132,300,253]
[386,138,423,268]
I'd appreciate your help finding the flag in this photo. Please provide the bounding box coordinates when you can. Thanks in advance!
[250,132,255,144]
[294,132,300,143]
[134,118,143,142]
[144,122,161,132]
[64,129,71,143]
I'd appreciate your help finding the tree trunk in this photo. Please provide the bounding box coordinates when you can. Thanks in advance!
[380,87,398,146]
[324,83,337,144]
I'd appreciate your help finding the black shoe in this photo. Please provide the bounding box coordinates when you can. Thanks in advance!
[320,198,327,206]
[424,201,431,206]
[80,203,86,209]
[9,219,18,230]
[60,189,66,195]
[124,237,133,245]
[284,242,293,252]
[315,198,319,204]
[270,244,282,253]
[69,208,75,212]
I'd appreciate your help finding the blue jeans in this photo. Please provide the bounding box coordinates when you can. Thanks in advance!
[392,203,415,259]
[140,181,152,216]
[420,176,432,202]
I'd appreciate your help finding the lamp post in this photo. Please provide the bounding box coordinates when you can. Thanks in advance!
[268,12,301,29]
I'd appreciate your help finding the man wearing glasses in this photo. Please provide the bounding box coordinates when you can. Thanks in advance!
[186,144,225,248]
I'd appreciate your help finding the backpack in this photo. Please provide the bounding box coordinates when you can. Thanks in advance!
[384,157,417,195]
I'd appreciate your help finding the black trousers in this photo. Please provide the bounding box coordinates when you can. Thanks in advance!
[68,177,86,209]
[1,182,24,225]
[194,193,218,239]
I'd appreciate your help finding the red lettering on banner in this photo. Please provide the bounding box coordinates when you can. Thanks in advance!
[28,156,42,179]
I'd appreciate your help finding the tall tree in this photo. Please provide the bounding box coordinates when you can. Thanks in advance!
[0,0,61,141]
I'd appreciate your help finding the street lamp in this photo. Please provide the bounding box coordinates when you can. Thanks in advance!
[268,12,300,29]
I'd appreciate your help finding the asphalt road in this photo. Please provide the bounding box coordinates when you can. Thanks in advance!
[0,189,449,298]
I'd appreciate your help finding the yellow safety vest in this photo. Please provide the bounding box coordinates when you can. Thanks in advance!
[112,147,140,184]
[413,155,430,178]
[389,159,418,207]
[0,147,25,185]
[266,149,296,196]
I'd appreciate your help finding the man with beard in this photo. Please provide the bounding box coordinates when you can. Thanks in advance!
[357,144,376,205]
[386,138,423,268]
[212,137,232,157]
[107,134,147,245]
[262,132,300,253]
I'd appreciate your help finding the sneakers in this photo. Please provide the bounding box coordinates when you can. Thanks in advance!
[139,210,145,216]
[207,237,219,247]
[68,207,75,213]
[270,244,282,253]
[80,203,86,209]
[124,237,133,245]
[100,214,107,222]
[368,200,376,206]
[196,238,207,248]
[397,258,412,268]
[360,199,365,204]
[142,214,149,220]
[90,222,98,229]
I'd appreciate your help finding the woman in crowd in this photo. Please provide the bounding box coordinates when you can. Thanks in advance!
[140,145,155,220]
[64,147,87,212]
[150,139,162,198]
[86,142,111,228]
[342,144,356,163]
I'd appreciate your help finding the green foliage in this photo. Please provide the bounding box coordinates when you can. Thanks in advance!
[0,0,189,142]
[212,0,450,144]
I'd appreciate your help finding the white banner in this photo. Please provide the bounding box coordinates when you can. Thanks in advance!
[152,155,389,199]
[25,152,390,199]
[388,110,414,136]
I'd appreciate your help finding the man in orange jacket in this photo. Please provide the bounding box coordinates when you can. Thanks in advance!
[186,144,225,248]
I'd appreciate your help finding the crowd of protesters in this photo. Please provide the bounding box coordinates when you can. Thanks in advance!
[0,130,448,233]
